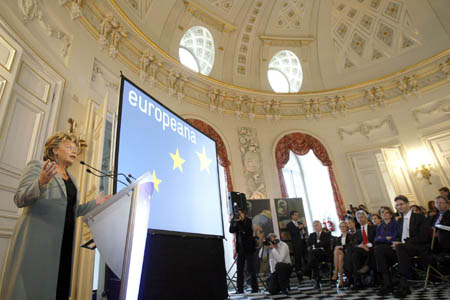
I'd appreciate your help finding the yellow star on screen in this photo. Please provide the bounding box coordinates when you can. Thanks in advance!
[169,148,185,173]
[196,146,212,175]
[152,170,162,192]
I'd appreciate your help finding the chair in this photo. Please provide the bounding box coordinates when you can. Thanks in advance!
[424,228,450,288]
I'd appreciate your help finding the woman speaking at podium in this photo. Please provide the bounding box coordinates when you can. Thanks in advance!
[0,132,110,300]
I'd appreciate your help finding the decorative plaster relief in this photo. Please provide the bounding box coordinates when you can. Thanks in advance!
[90,58,120,95]
[238,127,266,199]
[206,0,233,13]
[397,74,418,97]
[98,13,128,58]
[60,0,83,20]
[412,98,450,127]
[18,0,72,57]
[440,58,450,80]
[235,0,265,76]
[167,71,186,102]
[183,0,236,33]
[63,0,450,122]
[332,0,422,72]
[273,0,306,30]
[337,115,398,142]
[364,86,385,110]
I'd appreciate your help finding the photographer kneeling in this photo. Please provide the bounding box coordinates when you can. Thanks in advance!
[261,233,292,295]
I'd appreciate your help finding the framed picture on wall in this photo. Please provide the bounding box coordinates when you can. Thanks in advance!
[274,198,307,242]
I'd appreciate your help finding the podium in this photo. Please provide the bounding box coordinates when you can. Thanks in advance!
[83,172,154,300]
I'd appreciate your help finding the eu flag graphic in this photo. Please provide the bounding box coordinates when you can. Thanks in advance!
[116,78,224,237]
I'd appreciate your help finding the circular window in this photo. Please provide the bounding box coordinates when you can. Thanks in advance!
[179,26,215,76]
[268,50,303,93]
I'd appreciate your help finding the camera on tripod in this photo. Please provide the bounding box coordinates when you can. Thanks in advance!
[231,203,242,222]
[263,238,280,247]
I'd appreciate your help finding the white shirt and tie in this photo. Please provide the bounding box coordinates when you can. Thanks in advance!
[401,209,412,243]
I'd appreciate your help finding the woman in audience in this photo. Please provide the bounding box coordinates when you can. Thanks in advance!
[371,214,382,227]
[373,207,398,295]
[331,221,353,287]
[427,200,438,218]
[374,207,397,244]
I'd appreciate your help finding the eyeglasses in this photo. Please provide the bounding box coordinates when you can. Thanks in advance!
[61,145,78,152]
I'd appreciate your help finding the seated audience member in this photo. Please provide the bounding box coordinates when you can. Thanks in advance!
[286,211,308,277]
[439,186,449,200]
[389,195,430,298]
[307,220,332,289]
[371,214,382,227]
[262,233,292,295]
[351,210,376,290]
[427,200,438,218]
[432,195,450,254]
[331,221,353,287]
[346,216,359,234]
[373,207,398,296]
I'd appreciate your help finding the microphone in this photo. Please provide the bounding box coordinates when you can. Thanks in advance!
[117,173,132,184]
[81,161,128,186]
[128,174,137,180]
[80,161,132,183]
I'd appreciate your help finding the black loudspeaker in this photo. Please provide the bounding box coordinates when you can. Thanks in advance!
[228,192,247,215]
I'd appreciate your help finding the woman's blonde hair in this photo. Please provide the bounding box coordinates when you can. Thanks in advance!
[43,132,79,161]
[339,221,349,229]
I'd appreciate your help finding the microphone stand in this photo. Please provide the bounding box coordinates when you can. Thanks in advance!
[86,169,128,187]
[80,161,131,185]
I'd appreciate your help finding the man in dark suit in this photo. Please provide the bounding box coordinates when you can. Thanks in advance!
[229,209,258,293]
[306,220,331,289]
[286,211,308,277]
[390,195,430,297]
[433,195,450,253]
[351,210,376,290]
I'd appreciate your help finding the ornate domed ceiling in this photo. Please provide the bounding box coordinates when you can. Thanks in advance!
[92,0,449,91]
[28,0,450,120]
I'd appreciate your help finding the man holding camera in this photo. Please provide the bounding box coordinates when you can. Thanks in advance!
[262,233,292,295]
[229,209,258,294]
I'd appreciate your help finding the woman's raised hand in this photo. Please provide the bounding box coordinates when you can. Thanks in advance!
[38,160,57,189]
[95,191,112,205]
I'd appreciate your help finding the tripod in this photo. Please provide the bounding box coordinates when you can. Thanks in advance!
[226,251,267,292]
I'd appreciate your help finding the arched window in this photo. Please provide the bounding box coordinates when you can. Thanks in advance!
[275,133,345,234]
[268,50,303,93]
[179,26,215,76]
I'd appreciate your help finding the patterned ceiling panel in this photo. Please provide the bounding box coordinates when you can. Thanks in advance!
[332,0,422,73]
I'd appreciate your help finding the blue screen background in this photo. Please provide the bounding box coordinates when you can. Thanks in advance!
[116,79,224,237]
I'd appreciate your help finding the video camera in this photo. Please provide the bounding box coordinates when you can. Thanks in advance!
[231,203,241,222]
[263,238,280,247]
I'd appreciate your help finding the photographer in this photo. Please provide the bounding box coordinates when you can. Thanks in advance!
[261,233,292,295]
[229,209,258,294]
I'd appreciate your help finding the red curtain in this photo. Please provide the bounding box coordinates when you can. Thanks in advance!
[275,132,346,220]
[186,119,233,192]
